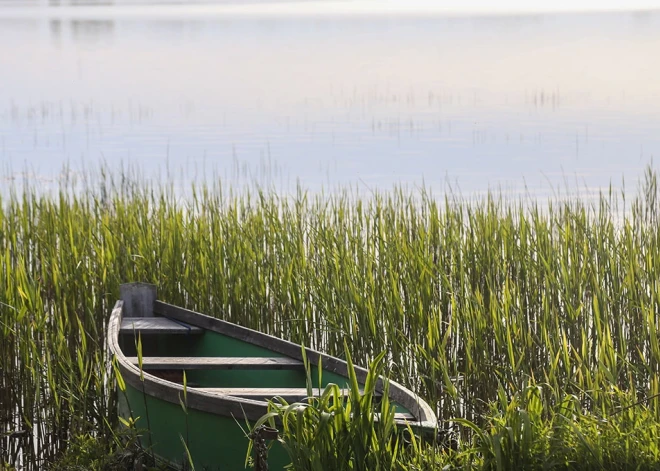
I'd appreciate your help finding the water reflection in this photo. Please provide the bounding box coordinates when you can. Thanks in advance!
[70,18,114,40]
[69,0,115,6]
[0,18,38,31]
[49,18,61,37]
[0,5,658,197]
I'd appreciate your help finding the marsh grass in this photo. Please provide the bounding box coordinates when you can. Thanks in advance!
[251,346,429,471]
[2,166,660,469]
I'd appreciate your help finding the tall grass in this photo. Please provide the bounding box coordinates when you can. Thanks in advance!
[252,347,429,471]
[2,166,660,469]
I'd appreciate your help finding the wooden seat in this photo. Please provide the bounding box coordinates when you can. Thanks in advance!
[196,387,323,400]
[120,317,203,335]
[196,387,381,402]
[393,413,416,421]
[127,356,304,370]
[196,387,412,420]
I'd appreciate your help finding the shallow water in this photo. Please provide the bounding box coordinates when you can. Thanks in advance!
[1,1,660,198]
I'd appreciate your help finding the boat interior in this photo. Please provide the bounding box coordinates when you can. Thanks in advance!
[118,313,414,418]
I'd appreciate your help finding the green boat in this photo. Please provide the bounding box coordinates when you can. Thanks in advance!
[108,283,437,470]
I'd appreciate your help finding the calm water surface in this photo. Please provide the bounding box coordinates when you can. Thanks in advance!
[1,2,660,198]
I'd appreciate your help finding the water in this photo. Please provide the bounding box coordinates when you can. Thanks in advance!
[1,1,660,198]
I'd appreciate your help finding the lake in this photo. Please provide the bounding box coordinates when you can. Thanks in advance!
[1,1,660,199]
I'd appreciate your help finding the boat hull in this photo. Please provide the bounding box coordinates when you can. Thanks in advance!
[109,283,437,470]
[119,383,290,470]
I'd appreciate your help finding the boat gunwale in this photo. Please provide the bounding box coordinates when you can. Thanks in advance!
[108,298,438,430]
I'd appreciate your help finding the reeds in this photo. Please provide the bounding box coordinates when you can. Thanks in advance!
[2,166,660,469]
[253,347,426,471]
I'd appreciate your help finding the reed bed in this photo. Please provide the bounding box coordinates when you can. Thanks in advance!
[2,167,660,469]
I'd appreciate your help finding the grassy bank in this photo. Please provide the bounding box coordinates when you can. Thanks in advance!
[2,168,660,469]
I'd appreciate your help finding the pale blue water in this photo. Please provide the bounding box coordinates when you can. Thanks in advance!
[1,1,660,198]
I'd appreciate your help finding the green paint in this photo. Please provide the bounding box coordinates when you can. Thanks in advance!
[120,329,288,359]
[120,383,290,470]
[189,330,288,358]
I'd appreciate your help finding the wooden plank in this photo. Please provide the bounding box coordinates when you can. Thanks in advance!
[126,356,304,370]
[120,317,203,335]
[394,413,416,421]
[196,387,327,401]
[196,387,380,402]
